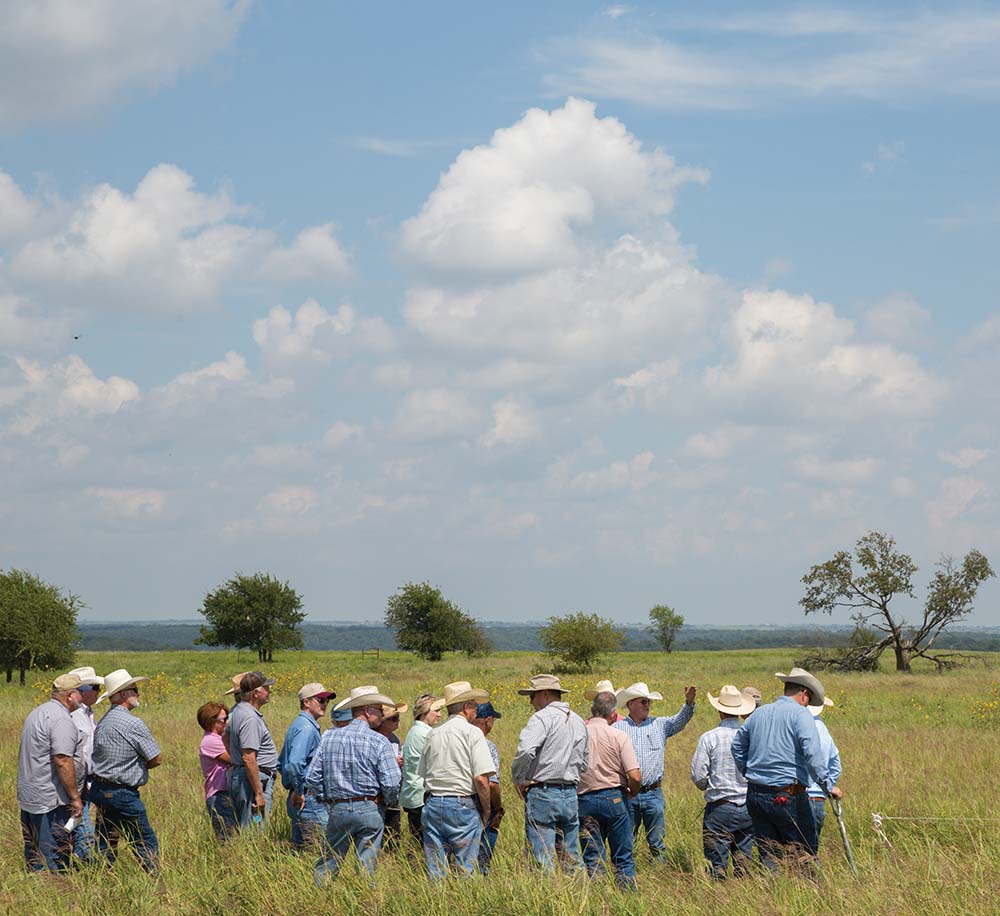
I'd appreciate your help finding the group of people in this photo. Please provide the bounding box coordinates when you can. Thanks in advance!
[18,662,843,889]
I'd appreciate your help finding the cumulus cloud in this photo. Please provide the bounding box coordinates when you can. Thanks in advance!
[479,396,541,449]
[258,485,318,517]
[259,223,352,282]
[862,292,929,345]
[684,425,753,460]
[939,447,989,470]
[392,388,479,441]
[793,454,881,484]
[322,421,364,450]
[154,351,248,407]
[253,299,354,363]
[0,170,39,241]
[559,451,658,494]
[88,487,165,518]
[927,476,988,527]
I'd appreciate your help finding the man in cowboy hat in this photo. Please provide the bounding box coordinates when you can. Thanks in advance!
[306,686,402,886]
[511,674,589,872]
[17,672,84,873]
[741,686,762,715]
[224,671,279,830]
[805,697,841,843]
[280,682,336,848]
[418,682,496,879]
[691,685,757,879]
[613,680,696,861]
[730,668,842,872]
[400,693,446,846]
[585,680,622,723]
[67,665,105,862]
[90,669,162,872]
[472,701,504,875]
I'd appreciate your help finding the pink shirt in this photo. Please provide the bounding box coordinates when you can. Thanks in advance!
[577,717,640,795]
[199,732,229,798]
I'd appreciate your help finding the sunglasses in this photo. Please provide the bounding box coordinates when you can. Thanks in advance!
[78,685,97,693]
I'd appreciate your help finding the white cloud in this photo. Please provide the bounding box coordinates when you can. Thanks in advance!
[253,299,354,363]
[259,223,352,282]
[257,485,318,517]
[611,360,679,408]
[0,294,66,349]
[88,487,165,518]
[392,388,479,442]
[861,139,905,175]
[927,476,988,527]
[251,444,312,469]
[684,425,752,460]
[863,293,929,345]
[155,351,248,407]
[939,447,989,470]
[604,5,631,20]
[0,0,249,127]
[0,170,38,241]
[479,396,541,448]
[322,421,364,450]
[564,451,658,494]
[793,454,881,484]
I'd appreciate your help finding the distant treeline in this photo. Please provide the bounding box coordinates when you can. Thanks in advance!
[76,622,1000,653]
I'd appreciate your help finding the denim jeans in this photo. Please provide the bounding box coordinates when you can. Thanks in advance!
[626,787,665,858]
[422,795,483,880]
[314,800,384,887]
[810,798,827,841]
[702,800,754,879]
[73,800,96,862]
[287,792,329,847]
[578,788,636,889]
[21,806,73,873]
[89,781,159,872]
[525,785,582,872]
[478,824,499,875]
[746,784,818,872]
[228,767,276,830]
[206,791,237,840]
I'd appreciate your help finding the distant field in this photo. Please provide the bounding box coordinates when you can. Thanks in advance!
[2,649,998,915]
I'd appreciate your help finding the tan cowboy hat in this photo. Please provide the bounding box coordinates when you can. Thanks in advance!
[442,681,489,706]
[807,696,835,717]
[775,668,826,707]
[707,685,757,717]
[52,672,84,691]
[381,703,408,716]
[298,682,336,702]
[741,686,762,707]
[333,685,396,711]
[517,674,569,696]
[67,666,105,687]
[224,672,250,696]
[97,669,149,704]
[584,679,617,700]
[616,682,663,708]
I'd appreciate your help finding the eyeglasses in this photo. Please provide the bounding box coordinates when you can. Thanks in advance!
[78,685,97,693]
[215,715,228,722]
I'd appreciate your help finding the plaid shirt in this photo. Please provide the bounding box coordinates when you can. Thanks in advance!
[486,738,500,786]
[91,706,161,788]
[304,716,400,807]
[690,718,747,804]
[613,704,694,786]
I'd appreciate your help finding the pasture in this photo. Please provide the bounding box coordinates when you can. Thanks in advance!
[2,648,998,915]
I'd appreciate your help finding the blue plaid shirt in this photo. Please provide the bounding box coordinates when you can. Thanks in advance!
[91,706,161,788]
[613,704,694,785]
[690,718,747,804]
[304,716,400,806]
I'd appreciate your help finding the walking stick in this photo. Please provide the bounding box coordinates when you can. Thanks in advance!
[831,797,858,876]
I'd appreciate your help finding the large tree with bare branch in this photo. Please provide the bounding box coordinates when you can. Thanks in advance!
[800,531,994,672]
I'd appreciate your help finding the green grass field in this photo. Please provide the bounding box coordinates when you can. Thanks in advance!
[2,648,998,915]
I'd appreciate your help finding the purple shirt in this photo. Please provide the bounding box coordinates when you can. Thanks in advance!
[199,732,229,799]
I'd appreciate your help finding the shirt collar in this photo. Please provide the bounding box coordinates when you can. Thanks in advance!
[718,717,742,729]
[297,710,320,730]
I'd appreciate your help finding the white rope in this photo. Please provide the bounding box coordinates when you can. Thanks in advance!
[871,812,1000,850]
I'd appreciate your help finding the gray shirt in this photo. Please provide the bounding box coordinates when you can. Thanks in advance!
[226,701,279,771]
[17,699,81,814]
[512,701,589,786]
[71,705,96,788]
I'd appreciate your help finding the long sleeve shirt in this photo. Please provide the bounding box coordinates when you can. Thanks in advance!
[690,718,747,804]
[730,696,831,794]
[612,703,694,785]
[400,720,432,810]
[511,701,589,786]
[304,716,400,807]
[806,717,841,799]
[277,711,321,793]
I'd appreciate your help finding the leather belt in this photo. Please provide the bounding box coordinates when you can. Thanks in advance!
[90,778,138,790]
[329,796,377,804]
[527,782,576,791]
[638,781,661,793]
[749,782,807,797]
[428,794,474,800]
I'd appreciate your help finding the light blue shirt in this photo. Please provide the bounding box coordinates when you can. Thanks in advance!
[806,717,841,799]
[277,710,321,793]
[731,696,831,794]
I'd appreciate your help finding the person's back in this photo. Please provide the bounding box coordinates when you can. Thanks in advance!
[732,696,824,788]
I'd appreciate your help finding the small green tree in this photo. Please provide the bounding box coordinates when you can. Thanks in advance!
[196,572,305,662]
[540,612,623,672]
[648,604,684,653]
[0,569,80,685]
[385,582,490,661]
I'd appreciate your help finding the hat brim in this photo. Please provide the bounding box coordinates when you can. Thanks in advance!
[775,671,826,707]
[334,692,396,710]
[96,675,149,705]
[445,689,490,706]
[517,686,570,695]
[708,693,757,717]
[807,697,835,716]
[303,690,336,701]
[584,687,615,700]
[617,690,664,708]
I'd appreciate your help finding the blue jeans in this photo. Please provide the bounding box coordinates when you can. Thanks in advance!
[579,788,636,889]
[626,787,665,858]
[228,767,276,829]
[525,785,582,872]
[88,781,159,872]
[478,824,498,875]
[288,792,329,847]
[422,795,483,880]
[811,798,827,841]
[21,806,73,873]
[314,800,384,886]
[702,800,754,878]
[206,791,237,840]
[746,784,818,872]
[73,799,96,862]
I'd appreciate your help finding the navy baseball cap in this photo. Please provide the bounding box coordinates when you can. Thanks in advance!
[475,702,501,719]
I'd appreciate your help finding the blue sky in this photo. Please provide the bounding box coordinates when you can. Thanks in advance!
[1,1,998,626]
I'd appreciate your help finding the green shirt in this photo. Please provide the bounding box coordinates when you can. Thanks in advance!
[399,720,432,810]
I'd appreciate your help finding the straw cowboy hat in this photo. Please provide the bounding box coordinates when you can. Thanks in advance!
[52,672,84,692]
[707,685,757,717]
[741,686,762,708]
[442,681,489,706]
[616,682,663,708]
[67,666,105,687]
[517,674,569,696]
[381,703,409,716]
[775,668,826,707]
[807,696,835,717]
[97,669,149,704]
[584,679,617,700]
[224,672,250,696]
[333,685,396,711]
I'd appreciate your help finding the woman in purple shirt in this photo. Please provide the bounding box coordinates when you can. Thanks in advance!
[197,702,236,840]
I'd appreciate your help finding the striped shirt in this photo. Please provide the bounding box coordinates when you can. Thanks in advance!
[613,704,694,786]
[304,716,400,807]
[690,718,747,804]
[91,706,161,788]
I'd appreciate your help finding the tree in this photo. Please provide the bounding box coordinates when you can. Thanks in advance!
[0,569,80,685]
[196,572,305,662]
[648,604,684,653]
[539,612,623,672]
[384,582,491,661]
[800,531,994,672]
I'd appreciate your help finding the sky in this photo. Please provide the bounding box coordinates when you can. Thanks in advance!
[1,1,998,626]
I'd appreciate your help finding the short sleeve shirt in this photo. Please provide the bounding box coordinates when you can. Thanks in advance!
[419,715,496,795]
[91,706,161,788]
[17,700,81,814]
[199,732,229,799]
[578,718,639,794]
[226,702,278,770]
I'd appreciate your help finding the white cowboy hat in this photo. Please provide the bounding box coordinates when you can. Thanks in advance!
[223,672,250,696]
[332,685,396,711]
[584,679,617,700]
[807,696,835,717]
[442,681,489,706]
[97,669,149,704]
[517,674,570,696]
[67,666,105,687]
[707,685,757,717]
[775,668,826,707]
[616,682,664,708]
